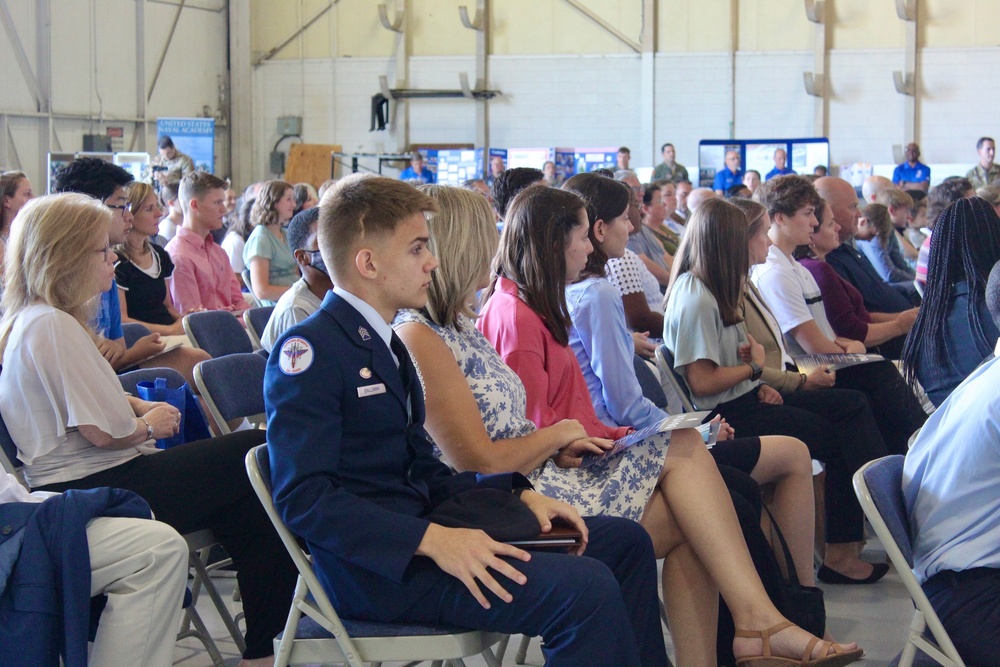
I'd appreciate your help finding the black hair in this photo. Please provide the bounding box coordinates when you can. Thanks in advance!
[726,184,751,200]
[661,142,673,152]
[53,157,133,201]
[642,182,661,205]
[286,207,320,252]
[491,167,544,218]
[977,136,995,151]
[563,173,631,279]
[901,197,1000,389]
[158,135,175,150]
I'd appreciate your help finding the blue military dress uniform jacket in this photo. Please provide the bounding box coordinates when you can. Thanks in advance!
[264,291,529,622]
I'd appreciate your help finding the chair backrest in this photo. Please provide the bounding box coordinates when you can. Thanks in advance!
[194,353,267,435]
[655,344,697,412]
[122,322,152,348]
[0,403,24,478]
[118,366,189,394]
[243,306,275,351]
[183,310,253,358]
[632,355,668,410]
[854,456,966,667]
[241,269,262,309]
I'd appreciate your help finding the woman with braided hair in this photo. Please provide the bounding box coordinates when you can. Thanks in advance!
[901,196,1000,407]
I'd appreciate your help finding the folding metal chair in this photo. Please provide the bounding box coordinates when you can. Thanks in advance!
[853,456,966,667]
[194,353,267,436]
[183,310,254,358]
[633,354,669,409]
[0,394,229,665]
[122,321,152,348]
[243,306,275,351]
[117,367,247,655]
[655,344,697,412]
[244,445,504,667]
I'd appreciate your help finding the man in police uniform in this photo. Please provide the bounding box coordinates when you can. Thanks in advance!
[263,174,667,666]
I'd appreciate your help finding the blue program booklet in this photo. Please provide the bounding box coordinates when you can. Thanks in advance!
[581,411,715,468]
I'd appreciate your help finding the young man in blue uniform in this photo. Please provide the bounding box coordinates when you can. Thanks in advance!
[263,174,667,666]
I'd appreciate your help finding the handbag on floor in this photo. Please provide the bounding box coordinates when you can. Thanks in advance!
[762,503,827,638]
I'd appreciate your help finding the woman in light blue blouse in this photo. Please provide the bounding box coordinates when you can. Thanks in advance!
[243,179,298,305]
[563,173,819,591]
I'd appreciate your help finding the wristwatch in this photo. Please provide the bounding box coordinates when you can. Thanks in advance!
[747,360,763,382]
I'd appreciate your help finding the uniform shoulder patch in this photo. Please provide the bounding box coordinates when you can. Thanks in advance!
[279,336,314,375]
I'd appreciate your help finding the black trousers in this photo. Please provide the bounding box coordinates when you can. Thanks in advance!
[922,567,1000,666]
[712,388,888,543]
[836,360,927,455]
[36,430,296,660]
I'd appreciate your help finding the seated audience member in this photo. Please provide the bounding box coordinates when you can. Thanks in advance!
[316,178,337,200]
[166,172,250,315]
[892,143,930,192]
[541,160,561,186]
[964,136,1000,189]
[618,170,671,286]
[606,245,666,336]
[766,149,795,181]
[861,176,894,204]
[490,167,544,231]
[815,177,917,311]
[903,352,1000,667]
[399,151,435,184]
[616,146,631,170]
[0,193,295,666]
[1,170,33,251]
[561,175,818,591]
[792,200,917,360]
[713,150,743,195]
[264,174,668,667]
[742,170,761,194]
[222,195,254,288]
[977,183,1000,218]
[486,154,506,187]
[244,180,298,306]
[687,186,717,214]
[292,182,318,216]
[675,179,693,221]
[0,470,188,667]
[727,184,753,200]
[115,183,187,335]
[156,179,183,242]
[54,159,203,378]
[813,165,828,177]
[859,199,917,285]
[652,143,689,183]
[664,196,892,583]
[916,178,976,286]
[640,181,681,257]
[750,176,927,449]
[901,197,1000,407]
[259,208,331,352]
[472,183,860,663]
[903,190,930,251]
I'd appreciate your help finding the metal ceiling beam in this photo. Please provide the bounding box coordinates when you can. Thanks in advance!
[147,0,186,103]
[560,0,640,53]
[0,0,45,111]
[253,1,338,67]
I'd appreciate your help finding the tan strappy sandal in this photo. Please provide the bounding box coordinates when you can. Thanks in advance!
[735,621,864,667]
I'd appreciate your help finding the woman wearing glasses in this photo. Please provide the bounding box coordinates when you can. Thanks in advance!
[0,193,296,667]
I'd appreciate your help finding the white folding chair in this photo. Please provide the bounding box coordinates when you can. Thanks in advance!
[245,444,504,667]
[853,456,966,667]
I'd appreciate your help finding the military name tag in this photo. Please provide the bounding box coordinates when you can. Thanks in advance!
[357,383,386,397]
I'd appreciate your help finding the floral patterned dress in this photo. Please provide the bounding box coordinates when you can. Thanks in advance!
[393,309,668,522]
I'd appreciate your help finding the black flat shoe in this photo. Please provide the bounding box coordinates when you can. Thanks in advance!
[817,563,890,585]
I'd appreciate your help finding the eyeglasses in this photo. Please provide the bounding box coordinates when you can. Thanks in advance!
[106,202,133,216]
[94,243,113,261]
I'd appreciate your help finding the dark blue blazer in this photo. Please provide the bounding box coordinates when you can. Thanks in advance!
[264,291,526,621]
[826,242,914,314]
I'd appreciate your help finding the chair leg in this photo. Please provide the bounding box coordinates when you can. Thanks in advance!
[494,634,511,664]
[179,606,227,667]
[515,635,532,664]
[480,647,502,667]
[189,549,247,652]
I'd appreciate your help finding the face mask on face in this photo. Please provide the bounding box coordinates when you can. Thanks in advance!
[307,249,329,275]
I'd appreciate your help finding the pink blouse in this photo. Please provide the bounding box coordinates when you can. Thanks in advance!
[477,276,630,441]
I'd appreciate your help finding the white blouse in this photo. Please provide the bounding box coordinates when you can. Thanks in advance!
[0,304,153,488]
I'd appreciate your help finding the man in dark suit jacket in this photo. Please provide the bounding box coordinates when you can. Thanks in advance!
[264,174,667,666]
[815,177,917,313]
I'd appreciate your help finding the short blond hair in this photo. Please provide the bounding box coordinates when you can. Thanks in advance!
[318,174,438,282]
[417,185,498,328]
[875,188,914,212]
[0,193,111,353]
[179,171,227,213]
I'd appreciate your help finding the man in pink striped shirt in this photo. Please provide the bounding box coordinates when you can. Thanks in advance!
[165,172,249,315]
